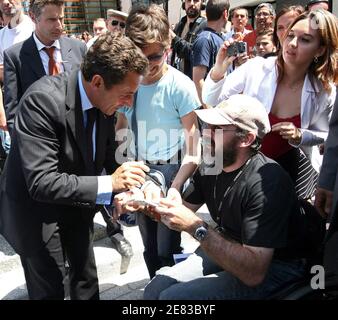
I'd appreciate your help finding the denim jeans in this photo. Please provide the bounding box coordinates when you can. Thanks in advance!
[144,247,307,300]
[0,129,10,154]
[137,163,182,278]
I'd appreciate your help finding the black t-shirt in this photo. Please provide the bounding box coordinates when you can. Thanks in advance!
[184,152,307,260]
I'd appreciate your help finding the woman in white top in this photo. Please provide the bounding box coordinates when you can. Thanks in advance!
[202,9,337,197]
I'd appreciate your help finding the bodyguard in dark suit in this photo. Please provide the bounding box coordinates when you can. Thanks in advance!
[0,33,149,299]
[3,0,86,134]
[315,90,338,275]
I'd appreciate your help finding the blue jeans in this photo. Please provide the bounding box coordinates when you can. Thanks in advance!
[137,163,182,278]
[0,129,10,154]
[144,247,307,300]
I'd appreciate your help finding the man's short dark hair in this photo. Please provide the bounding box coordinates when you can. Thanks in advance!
[29,0,64,17]
[81,33,148,89]
[229,6,249,20]
[206,0,230,21]
[254,3,276,17]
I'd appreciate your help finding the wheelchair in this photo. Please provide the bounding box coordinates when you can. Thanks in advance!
[269,232,338,300]
[269,273,338,300]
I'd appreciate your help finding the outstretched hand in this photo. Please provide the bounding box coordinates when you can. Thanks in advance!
[149,189,202,232]
[112,187,145,221]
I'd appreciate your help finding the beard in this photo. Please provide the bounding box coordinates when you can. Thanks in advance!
[200,133,239,175]
[186,7,200,19]
[222,137,239,167]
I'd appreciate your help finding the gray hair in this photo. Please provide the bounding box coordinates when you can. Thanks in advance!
[254,3,276,17]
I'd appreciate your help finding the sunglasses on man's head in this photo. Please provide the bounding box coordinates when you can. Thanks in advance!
[111,20,126,28]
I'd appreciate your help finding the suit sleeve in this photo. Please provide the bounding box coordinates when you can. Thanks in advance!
[15,90,98,207]
[318,90,338,191]
[3,49,21,135]
[103,115,119,175]
[79,40,87,58]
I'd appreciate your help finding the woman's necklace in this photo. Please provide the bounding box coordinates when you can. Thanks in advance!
[282,79,304,92]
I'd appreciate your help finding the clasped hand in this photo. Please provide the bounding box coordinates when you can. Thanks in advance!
[111,161,149,193]
[271,122,302,143]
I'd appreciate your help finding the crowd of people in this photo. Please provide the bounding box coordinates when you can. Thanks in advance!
[0,0,337,300]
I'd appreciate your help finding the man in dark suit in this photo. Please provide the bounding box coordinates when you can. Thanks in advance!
[0,33,149,300]
[3,0,86,134]
[315,91,338,275]
[4,0,135,265]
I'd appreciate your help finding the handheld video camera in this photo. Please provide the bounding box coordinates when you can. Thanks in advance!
[227,41,247,57]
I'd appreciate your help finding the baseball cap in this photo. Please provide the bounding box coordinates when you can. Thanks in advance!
[107,9,128,20]
[195,94,271,139]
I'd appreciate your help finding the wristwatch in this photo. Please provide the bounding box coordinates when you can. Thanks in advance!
[193,223,209,242]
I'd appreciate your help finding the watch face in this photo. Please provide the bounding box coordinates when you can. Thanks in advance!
[194,226,207,241]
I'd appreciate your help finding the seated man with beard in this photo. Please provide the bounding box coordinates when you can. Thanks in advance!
[141,94,309,300]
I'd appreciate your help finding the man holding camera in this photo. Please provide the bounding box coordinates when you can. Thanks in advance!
[192,0,231,108]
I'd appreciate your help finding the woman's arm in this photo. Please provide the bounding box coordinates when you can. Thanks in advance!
[202,42,260,107]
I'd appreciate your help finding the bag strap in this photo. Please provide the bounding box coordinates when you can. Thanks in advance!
[131,90,138,160]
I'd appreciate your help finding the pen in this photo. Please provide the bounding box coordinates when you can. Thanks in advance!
[145,172,162,188]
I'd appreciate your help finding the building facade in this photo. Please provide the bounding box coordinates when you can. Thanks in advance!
[22,0,122,34]
[64,0,121,34]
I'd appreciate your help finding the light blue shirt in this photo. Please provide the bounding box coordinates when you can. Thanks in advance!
[78,72,113,205]
[119,65,200,161]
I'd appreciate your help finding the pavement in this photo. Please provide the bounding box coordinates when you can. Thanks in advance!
[0,206,212,300]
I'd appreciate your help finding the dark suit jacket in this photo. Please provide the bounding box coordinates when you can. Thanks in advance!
[318,90,338,237]
[3,34,86,133]
[0,70,118,257]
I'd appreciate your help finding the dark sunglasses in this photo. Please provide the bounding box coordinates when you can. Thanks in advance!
[146,51,166,62]
[111,20,126,28]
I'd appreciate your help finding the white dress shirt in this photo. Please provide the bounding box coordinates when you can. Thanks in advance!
[78,72,113,205]
[33,33,65,75]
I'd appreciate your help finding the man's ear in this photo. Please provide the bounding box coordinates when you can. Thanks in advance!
[90,74,104,89]
[224,10,228,21]
[238,132,256,148]
[29,12,36,23]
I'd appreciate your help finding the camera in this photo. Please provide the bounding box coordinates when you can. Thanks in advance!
[227,41,247,57]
